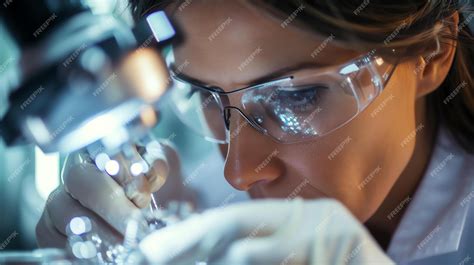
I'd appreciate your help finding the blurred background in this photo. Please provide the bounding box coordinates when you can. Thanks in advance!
[2,0,472,254]
[0,0,247,251]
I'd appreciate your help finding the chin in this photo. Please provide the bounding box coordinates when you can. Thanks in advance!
[335,197,376,222]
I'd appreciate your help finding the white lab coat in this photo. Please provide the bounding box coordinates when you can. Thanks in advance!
[181,126,474,265]
[387,126,474,265]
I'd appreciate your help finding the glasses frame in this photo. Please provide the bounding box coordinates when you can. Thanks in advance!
[167,48,398,144]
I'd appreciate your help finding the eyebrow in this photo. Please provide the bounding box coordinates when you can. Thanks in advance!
[172,61,330,89]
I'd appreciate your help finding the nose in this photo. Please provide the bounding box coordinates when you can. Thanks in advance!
[223,109,285,191]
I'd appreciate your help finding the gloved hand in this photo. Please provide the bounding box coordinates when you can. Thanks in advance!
[35,140,196,248]
[139,199,394,265]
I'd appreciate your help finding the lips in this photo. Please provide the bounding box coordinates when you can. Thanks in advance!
[247,175,329,200]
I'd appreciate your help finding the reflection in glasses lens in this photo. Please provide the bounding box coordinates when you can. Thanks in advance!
[168,51,395,144]
[241,80,359,142]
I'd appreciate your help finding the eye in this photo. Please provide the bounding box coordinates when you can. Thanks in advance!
[273,85,329,112]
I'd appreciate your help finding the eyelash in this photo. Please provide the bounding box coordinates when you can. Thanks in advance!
[180,73,328,114]
[272,85,327,112]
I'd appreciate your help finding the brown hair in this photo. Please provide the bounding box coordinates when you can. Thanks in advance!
[129,0,474,153]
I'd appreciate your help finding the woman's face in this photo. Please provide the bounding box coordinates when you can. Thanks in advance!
[170,0,422,221]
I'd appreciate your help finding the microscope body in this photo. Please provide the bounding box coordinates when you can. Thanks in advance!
[0,0,175,159]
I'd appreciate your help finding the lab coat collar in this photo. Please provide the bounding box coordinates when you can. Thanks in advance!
[387,126,474,263]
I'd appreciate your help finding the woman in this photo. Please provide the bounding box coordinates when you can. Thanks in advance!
[37,0,474,264]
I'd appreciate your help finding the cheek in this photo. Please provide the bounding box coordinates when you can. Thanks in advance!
[349,78,418,221]
[280,66,419,221]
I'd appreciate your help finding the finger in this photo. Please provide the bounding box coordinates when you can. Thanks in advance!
[139,211,240,264]
[139,215,212,264]
[108,149,155,208]
[147,141,200,204]
[123,174,152,208]
[146,159,168,192]
[111,152,154,208]
[67,147,155,209]
[36,204,68,248]
[112,153,135,186]
[142,141,169,192]
[63,163,145,234]
[47,186,123,244]
[219,236,298,265]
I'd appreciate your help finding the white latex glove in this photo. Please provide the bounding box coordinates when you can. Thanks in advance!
[35,140,197,248]
[139,199,394,265]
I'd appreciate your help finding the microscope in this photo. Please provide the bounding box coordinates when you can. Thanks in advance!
[0,1,183,263]
[0,0,175,165]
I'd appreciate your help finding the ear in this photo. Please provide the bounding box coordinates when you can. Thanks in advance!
[415,12,459,98]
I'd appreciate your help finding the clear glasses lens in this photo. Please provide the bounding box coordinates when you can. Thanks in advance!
[241,74,360,142]
[169,56,390,144]
[170,79,228,143]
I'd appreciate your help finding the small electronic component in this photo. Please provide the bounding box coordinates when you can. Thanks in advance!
[66,201,195,264]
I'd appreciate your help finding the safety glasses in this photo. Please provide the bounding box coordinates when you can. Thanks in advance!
[167,48,397,144]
